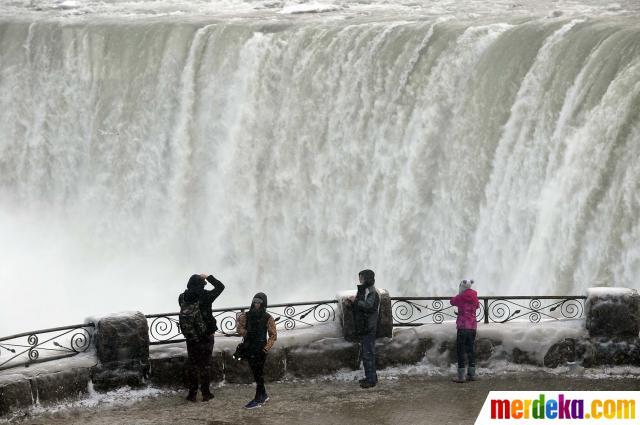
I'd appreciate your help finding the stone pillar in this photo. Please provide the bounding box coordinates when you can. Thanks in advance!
[337,288,392,342]
[585,287,640,338]
[92,311,150,391]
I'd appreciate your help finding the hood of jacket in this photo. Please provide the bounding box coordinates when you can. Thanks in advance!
[250,292,268,310]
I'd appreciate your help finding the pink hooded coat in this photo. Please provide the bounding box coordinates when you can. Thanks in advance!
[450,289,479,330]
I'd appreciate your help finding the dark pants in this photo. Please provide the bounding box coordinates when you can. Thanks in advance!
[456,329,476,369]
[360,333,377,384]
[248,350,267,400]
[186,335,214,394]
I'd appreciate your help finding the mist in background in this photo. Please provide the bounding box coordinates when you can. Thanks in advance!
[1,1,639,335]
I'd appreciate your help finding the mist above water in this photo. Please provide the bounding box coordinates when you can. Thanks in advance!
[0,2,639,335]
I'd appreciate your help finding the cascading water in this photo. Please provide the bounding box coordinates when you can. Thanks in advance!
[0,0,639,334]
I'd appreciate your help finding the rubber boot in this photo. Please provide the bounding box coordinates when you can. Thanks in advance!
[467,366,477,381]
[452,368,465,383]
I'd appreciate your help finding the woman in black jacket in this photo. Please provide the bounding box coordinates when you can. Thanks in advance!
[236,292,277,409]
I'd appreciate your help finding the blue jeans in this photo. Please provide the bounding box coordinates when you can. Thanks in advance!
[361,333,377,384]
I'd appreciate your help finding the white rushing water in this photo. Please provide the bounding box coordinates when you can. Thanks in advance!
[0,0,639,334]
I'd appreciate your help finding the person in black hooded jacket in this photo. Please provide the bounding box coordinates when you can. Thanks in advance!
[236,292,277,409]
[347,269,380,388]
[178,273,225,402]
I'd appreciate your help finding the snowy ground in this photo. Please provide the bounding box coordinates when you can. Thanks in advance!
[3,365,639,425]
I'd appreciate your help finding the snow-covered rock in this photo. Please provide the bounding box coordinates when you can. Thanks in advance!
[95,311,149,365]
[543,338,577,368]
[585,287,640,338]
[93,312,150,391]
[287,338,359,377]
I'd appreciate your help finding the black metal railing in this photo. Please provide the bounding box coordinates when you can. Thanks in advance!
[0,295,588,369]
[0,323,94,372]
[391,296,586,326]
[146,300,338,345]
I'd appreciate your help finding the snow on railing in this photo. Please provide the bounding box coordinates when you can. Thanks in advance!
[0,323,94,372]
[391,296,586,326]
[145,300,338,345]
[0,296,587,367]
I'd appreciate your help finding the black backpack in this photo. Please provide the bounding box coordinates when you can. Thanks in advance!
[179,295,207,340]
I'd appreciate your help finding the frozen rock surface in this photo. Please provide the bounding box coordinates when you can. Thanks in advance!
[585,287,640,338]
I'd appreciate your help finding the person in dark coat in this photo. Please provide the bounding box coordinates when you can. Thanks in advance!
[236,292,277,409]
[347,269,380,388]
[178,273,225,402]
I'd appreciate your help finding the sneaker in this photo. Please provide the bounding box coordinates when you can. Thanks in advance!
[359,381,377,389]
[202,392,214,402]
[257,394,270,405]
[244,399,261,409]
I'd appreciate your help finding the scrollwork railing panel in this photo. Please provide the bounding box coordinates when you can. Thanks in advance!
[146,301,337,345]
[0,324,94,371]
[391,296,586,326]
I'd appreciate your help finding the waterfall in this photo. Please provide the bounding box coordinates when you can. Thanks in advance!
[0,9,639,333]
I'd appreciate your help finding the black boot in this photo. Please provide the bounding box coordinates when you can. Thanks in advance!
[186,390,197,402]
[201,385,214,402]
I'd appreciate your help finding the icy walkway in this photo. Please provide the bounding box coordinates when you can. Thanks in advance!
[6,371,640,425]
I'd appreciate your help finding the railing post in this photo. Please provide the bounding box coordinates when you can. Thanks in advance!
[484,298,489,324]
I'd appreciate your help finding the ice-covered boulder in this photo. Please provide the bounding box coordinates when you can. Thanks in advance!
[93,312,150,391]
[585,287,640,338]
[475,338,497,365]
[95,311,149,364]
[0,380,32,416]
[374,328,430,369]
[581,337,640,367]
[543,338,576,368]
[337,289,392,341]
[287,338,359,377]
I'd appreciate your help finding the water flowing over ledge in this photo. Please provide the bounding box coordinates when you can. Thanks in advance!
[0,8,639,333]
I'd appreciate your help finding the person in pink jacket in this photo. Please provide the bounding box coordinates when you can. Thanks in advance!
[449,279,479,383]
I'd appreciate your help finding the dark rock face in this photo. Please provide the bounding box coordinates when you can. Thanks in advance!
[0,368,93,415]
[33,368,91,403]
[437,340,458,365]
[222,347,286,384]
[91,361,146,392]
[512,347,538,365]
[93,312,150,392]
[586,290,640,338]
[543,338,577,368]
[475,338,497,365]
[95,312,150,365]
[287,338,359,378]
[148,351,224,387]
[149,356,187,387]
[581,337,640,367]
[339,289,393,342]
[0,380,32,416]
[428,337,498,366]
[375,330,429,369]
